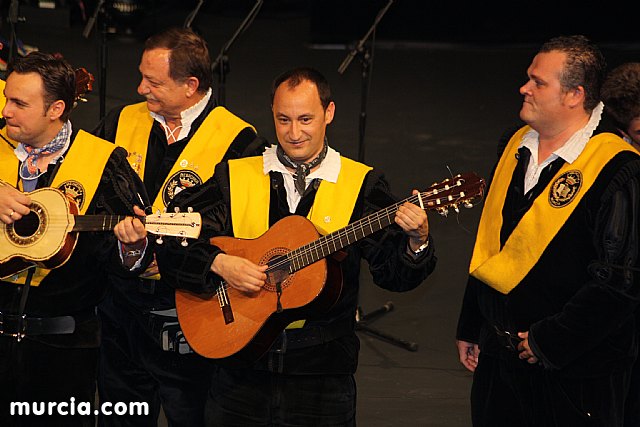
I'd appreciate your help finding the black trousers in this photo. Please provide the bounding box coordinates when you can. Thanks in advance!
[97,292,214,427]
[0,337,98,427]
[206,367,357,427]
[471,352,631,427]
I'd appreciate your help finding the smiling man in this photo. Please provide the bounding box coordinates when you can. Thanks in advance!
[155,66,437,426]
[92,27,266,427]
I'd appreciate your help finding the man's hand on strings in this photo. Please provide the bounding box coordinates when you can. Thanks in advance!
[211,253,267,295]
[0,184,31,225]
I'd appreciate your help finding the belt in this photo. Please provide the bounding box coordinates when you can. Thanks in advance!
[0,308,96,339]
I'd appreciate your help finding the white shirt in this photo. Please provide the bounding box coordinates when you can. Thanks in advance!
[149,88,212,142]
[519,102,604,194]
[262,144,341,212]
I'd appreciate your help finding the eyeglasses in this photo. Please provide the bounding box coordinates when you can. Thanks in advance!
[493,325,522,352]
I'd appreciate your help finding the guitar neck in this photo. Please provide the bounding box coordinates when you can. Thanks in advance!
[72,215,135,232]
[285,198,410,274]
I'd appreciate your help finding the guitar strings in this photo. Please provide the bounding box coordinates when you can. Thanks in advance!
[266,188,466,273]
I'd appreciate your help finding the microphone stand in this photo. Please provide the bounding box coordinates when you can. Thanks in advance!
[184,0,204,29]
[339,0,418,353]
[338,0,394,163]
[210,0,263,106]
[82,0,108,120]
[6,0,24,67]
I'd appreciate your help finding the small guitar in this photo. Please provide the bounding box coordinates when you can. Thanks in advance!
[175,172,486,360]
[0,187,201,279]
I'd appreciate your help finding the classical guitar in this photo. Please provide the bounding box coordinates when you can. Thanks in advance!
[0,187,201,279]
[175,172,486,360]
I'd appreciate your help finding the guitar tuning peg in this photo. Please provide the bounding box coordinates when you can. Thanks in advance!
[155,209,162,216]
[187,207,193,213]
[181,238,188,247]
[174,207,181,213]
[156,236,163,245]
[464,201,474,208]
[437,207,449,217]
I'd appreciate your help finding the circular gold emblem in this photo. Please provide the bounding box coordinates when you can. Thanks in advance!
[162,170,202,206]
[58,180,86,209]
[549,170,582,208]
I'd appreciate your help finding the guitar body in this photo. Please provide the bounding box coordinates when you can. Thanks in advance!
[0,188,78,279]
[175,215,343,360]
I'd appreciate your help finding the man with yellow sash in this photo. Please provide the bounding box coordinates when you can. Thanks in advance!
[92,27,266,427]
[601,62,640,427]
[455,36,640,427]
[0,52,147,425]
[155,67,436,426]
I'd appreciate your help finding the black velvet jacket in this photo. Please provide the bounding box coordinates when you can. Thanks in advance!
[0,129,147,348]
[93,97,265,312]
[156,159,437,374]
[457,127,640,377]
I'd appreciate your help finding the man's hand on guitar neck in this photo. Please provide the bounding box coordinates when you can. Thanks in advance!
[395,189,430,252]
[211,253,268,295]
[0,183,31,225]
[114,205,148,269]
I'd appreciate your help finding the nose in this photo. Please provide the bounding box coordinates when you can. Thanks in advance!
[519,81,531,96]
[289,121,302,141]
[2,103,12,118]
[137,80,149,96]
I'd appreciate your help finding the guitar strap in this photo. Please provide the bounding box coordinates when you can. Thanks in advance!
[4,131,115,287]
[469,128,633,294]
[228,155,372,329]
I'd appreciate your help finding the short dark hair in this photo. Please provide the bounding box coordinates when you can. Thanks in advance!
[539,35,606,112]
[7,51,75,122]
[270,67,332,110]
[144,27,212,93]
[601,63,640,131]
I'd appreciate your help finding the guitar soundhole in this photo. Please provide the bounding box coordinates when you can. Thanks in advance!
[13,211,40,238]
[6,204,45,246]
[261,248,291,292]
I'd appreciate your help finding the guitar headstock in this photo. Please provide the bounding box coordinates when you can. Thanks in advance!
[419,172,486,216]
[74,67,95,104]
[145,208,202,246]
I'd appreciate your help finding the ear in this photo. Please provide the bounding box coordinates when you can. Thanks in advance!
[185,77,200,97]
[566,85,585,108]
[48,100,65,121]
[324,101,335,125]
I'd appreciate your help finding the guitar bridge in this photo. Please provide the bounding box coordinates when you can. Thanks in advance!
[217,283,234,325]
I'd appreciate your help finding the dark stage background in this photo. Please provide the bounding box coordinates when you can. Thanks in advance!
[0,1,638,426]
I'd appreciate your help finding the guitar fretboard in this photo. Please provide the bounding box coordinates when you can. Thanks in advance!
[287,201,403,273]
[73,215,129,232]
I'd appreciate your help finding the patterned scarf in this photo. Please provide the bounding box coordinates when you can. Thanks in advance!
[276,138,328,195]
[19,121,71,180]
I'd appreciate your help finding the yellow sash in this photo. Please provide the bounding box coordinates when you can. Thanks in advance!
[115,102,255,211]
[228,155,372,328]
[0,79,6,113]
[4,131,116,286]
[0,129,18,188]
[469,128,634,294]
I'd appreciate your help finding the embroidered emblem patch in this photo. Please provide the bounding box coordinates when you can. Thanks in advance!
[58,180,86,210]
[162,170,202,206]
[549,170,582,208]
